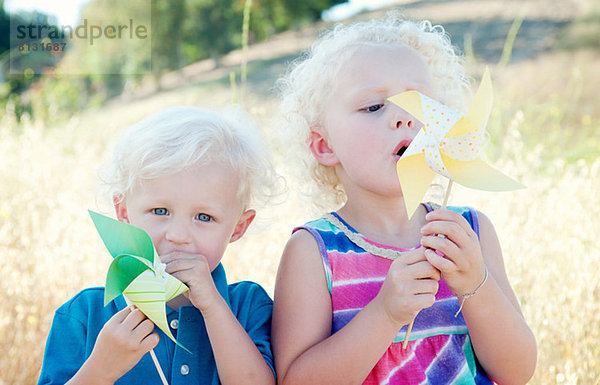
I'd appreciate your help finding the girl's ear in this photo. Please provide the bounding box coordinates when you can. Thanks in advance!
[230,209,256,243]
[113,195,130,223]
[309,127,339,166]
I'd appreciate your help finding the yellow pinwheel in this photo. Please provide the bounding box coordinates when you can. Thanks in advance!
[387,68,524,218]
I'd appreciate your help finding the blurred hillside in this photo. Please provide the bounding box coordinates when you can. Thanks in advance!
[1,0,599,384]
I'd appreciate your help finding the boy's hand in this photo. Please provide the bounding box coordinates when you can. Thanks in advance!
[420,209,487,297]
[83,306,158,383]
[374,247,440,327]
[161,251,220,313]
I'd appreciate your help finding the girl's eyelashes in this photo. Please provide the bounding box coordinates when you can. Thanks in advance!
[195,213,212,222]
[152,208,169,216]
[361,103,384,113]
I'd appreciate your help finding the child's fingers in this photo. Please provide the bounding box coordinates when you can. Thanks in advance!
[405,260,440,281]
[420,234,460,260]
[140,332,160,352]
[131,318,156,342]
[413,276,439,295]
[163,254,209,274]
[425,209,475,238]
[399,247,428,265]
[424,248,456,272]
[121,307,149,329]
[164,257,194,274]
[413,293,437,310]
[159,252,191,265]
[421,220,472,248]
[109,305,134,324]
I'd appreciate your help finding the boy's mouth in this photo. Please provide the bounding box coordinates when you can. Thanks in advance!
[396,146,408,157]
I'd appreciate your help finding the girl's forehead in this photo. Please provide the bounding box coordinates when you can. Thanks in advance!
[334,44,433,94]
[345,43,428,71]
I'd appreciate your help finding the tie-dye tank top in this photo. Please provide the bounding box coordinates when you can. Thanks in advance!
[295,205,493,384]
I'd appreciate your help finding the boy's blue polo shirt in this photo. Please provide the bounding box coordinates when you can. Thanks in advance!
[38,263,274,384]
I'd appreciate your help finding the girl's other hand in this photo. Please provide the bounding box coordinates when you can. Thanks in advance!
[374,247,440,327]
[420,209,486,297]
[161,251,220,313]
[83,306,159,383]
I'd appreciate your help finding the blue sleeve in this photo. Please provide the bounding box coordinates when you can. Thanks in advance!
[229,282,275,379]
[37,307,89,384]
[38,288,113,385]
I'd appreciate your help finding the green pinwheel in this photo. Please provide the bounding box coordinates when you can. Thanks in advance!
[89,210,189,352]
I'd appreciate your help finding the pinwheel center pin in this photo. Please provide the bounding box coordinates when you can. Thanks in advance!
[154,262,168,279]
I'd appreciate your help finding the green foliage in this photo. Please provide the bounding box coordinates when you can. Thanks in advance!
[1,0,347,124]
[28,76,86,122]
[557,9,600,50]
[183,0,242,65]
[0,0,9,52]
[151,0,185,76]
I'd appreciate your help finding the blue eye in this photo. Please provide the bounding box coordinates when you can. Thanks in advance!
[196,213,212,222]
[364,104,383,113]
[153,208,168,216]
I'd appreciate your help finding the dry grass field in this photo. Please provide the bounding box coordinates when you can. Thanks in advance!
[1,1,599,383]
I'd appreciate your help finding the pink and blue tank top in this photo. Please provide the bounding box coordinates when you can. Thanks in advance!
[295,205,493,384]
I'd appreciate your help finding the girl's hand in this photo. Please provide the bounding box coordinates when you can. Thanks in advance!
[83,306,159,383]
[374,247,440,327]
[420,209,486,297]
[161,251,220,313]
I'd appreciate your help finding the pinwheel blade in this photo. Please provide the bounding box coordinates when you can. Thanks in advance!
[387,90,424,122]
[447,68,493,138]
[104,253,153,305]
[443,157,525,191]
[124,271,190,353]
[397,154,436,218]
[89,210,154,265]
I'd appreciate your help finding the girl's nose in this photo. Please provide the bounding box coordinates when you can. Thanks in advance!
[390,106,416,130]
[396,119,413,129]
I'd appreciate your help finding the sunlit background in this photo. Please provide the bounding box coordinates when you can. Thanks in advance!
[1,0,599,383]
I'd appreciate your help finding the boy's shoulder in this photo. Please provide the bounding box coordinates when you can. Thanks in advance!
[228,280,272,304]
[57,287,105,310]
[55,287,118,325]
[226,280,273,320]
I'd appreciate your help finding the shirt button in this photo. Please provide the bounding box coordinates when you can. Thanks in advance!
[180,364,189,375]
[170,319,179,329]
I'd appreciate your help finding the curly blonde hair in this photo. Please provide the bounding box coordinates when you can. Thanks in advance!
[276,15,471,210]
[101,106,279,210]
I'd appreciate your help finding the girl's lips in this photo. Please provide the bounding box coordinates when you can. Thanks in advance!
[393,140,412,158]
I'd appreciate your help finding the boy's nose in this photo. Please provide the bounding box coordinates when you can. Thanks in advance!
[165,220,191,244]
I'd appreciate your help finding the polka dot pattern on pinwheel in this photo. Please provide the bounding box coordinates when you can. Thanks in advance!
[417,94,462,178]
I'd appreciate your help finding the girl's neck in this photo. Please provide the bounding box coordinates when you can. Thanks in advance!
[337,196,427,249]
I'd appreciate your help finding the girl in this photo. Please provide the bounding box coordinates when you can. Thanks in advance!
[38,107,277,385]
[272,17,537,384]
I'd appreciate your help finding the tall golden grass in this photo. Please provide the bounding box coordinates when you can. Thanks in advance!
[1,51,599,385]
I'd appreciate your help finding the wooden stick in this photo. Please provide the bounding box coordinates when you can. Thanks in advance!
[442,179,453,209]
[123,297,169,384]
[150,349,169,385]
[402,179,454,349]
